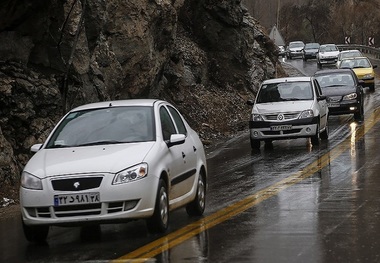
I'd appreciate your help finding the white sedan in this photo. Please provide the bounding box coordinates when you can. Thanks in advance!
[20,99,207,243]
[247,76,329,149]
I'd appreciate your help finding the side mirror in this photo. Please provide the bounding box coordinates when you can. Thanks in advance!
[318,95,326,101]
[167,134,185,148]
[246,99,255,106]
[373,65,378,69]
[31,144,43,153]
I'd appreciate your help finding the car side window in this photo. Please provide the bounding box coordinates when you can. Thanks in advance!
[160,107,177,141]
[168,106,187,136]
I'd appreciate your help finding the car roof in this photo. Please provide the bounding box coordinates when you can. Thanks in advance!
[320,43,337,47]
[314,68,354,75]
[262,76,312,84]
[341,56,369,60]
[70,99,164,112]
[340,49,361,53]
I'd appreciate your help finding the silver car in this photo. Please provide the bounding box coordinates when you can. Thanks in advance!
[20,99,207,243]
[247,76,329,149]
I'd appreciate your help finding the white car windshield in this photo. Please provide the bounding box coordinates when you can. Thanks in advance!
[256,81,313,103]
[320,45,338,52]
[46,106,155,148]
[290,42,304,48]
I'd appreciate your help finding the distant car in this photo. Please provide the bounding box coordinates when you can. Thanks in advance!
[247,76,329,149]
[286,41,305,59]
[338,56,377,91]
[302,42,320,61]
[277,45,286,57]
[314,68,364,120]
[317,44,340,68]
[336,49,363,68]
[20,99,208,243]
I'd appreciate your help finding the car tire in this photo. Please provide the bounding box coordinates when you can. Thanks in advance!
[369,83,375,92]
[146,179,169,233]
[186,171,206,216]
[311,123,320,146]
[317,62,322,69]
[320,121,329,140]
[250,137,261,150]
[354,104,364,120]
[22,219,49,243]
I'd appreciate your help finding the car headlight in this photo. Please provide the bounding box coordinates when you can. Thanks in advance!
[299,109,314,119]
[363,73,373,79]
[21,171,43,190]
[343,93,358,100]
[252,114,264,122]
[113,163,148,185]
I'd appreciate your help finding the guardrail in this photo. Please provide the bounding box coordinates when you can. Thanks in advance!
[337,44,380,60]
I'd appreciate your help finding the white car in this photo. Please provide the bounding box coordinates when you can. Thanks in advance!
[247,76,329,149]
[20,99,207,243]
[317,44,340,68]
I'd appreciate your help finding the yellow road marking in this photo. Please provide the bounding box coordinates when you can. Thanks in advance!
[112,108,380,263]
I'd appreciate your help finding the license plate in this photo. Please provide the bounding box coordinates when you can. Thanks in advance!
[327,103,340,108]
[54,192,100,206]
[271,125,292,131]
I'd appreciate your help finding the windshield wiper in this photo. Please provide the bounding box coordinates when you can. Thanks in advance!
[76,140,124,147]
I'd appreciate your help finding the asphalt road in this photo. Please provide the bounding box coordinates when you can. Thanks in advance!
[2,57,380,263]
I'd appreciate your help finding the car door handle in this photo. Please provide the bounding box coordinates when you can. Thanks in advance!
[193,146,197,152]
[182,152,186,158]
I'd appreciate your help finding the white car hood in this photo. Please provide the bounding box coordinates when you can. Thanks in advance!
[25,143,155,178]
[253,101,314,114]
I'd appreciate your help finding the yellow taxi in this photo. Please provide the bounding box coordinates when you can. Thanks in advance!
[338,56,377,91]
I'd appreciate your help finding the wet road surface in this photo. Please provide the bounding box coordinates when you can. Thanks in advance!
[2,57,380,262]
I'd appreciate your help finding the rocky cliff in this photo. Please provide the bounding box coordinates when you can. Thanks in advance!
[0,0,285,201]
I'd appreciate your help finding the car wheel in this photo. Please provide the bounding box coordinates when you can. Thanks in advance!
[369,83,375,92]
[320,121,329,140]
[22,218,49,243]
[146,179,169,233]
[311,123,320,146]
[354,104,364,120]
[250,137,261,150]
[317,62,322,69]
[186,171,206,216]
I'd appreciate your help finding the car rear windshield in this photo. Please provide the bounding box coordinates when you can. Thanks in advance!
[315,73,354,88]
[46,106,155,148]
[256,81,313,103]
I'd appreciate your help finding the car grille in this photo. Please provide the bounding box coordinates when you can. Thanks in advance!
[263,129,302,135]
[263,113,300,121]
[327,96,342,103]
[28,200,139,219]
[52,177,103,191]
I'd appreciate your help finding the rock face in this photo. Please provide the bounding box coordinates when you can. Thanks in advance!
[0,0,284,199]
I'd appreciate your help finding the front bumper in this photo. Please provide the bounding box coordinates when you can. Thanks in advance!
[249,117,318,140]
[319,57,338,64]
[20,174,159,226]
[327,100,361,115]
